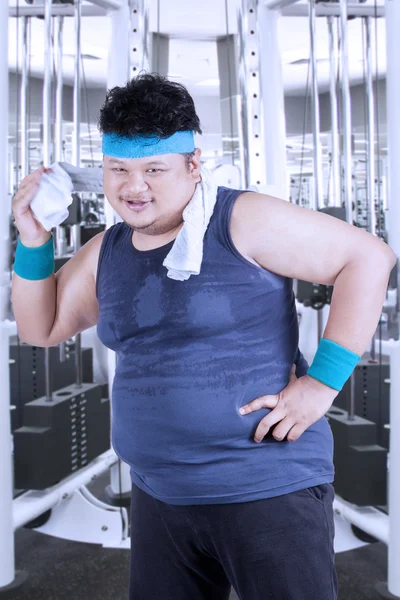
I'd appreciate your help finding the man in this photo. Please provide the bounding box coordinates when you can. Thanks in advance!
[12,74,396,600]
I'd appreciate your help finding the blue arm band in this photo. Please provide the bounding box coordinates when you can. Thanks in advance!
[14,235,55,281]
[307,338,361,392]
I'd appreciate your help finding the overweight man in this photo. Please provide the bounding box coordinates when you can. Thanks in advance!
[11,74,397,600]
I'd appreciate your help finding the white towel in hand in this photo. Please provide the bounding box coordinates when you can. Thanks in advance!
[30,163,74,232]
[163,168,218,281]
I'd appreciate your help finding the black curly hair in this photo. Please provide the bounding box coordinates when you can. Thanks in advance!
[98,73,202,170]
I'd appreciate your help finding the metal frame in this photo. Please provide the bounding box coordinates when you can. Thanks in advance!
[265,0,302,9]
[9,5,107,18]
[85,0,122,9]
[384,0,400,593]
[278,4,385,18]
[236,0,266,189]
[0,0,15,593]
[3,1,399,597]
[309,0,323,211]
[339,0,353,226]
[327,16,341,209]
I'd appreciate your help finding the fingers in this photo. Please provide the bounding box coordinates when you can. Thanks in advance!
[286,424,307,442]
[240,364,297,416]
[239,394,278,415]
[253,407,287,443]
[270,417,296,441]
[13,180,39,207]
[19,167,46,188]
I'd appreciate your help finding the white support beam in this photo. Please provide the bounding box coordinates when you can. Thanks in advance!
[9,5,107,18]
[85,0,122,10]
[385,0,400,592]
[0,0,15,591]
[279,4,385,18]
[105,0,133,498]
[265,0,302,9]
[257,1,288,199]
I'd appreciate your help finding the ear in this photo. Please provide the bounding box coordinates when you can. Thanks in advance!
[190,148,202,183]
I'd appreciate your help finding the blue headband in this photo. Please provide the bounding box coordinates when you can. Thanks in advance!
[102,130,195,158]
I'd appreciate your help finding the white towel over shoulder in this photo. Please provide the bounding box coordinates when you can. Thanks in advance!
[163,167,218,281]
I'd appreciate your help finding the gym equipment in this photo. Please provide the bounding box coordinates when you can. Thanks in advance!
[327,405,387,506]
[13,383,110,490]
[334,355,390,450]
[9,337,94,432]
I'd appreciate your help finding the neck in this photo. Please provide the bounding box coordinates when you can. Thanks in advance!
[132,222,184,251]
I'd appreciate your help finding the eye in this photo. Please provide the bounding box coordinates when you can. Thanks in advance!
[112,168,126,173]
[146,169,162,173]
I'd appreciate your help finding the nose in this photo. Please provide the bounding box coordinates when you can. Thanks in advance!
[124,172,148,196]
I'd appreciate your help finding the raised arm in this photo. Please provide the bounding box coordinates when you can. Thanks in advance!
[11,166,104,347]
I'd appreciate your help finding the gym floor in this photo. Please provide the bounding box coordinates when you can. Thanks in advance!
[7,473,388,600]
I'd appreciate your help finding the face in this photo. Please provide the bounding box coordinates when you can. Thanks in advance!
[103,150,202,237]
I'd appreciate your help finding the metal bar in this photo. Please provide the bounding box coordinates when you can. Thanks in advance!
[339,0,356,422]
[54,12,66,387]
[54,13,65,292]
[364,17,378,362]
[13,450,117,531]
[265,0,301,9]
[72,1,81,169]
[0,0,16,590]
[280,4,384,18]
[73,0,83,388]
[333,497,389,545]
[43,0,52,167]
[20,17,29,180]
[43,0,53,403]
[309,0,323,211]
[54,16,64,163]
[364,18,377,237]
[44,346,52,401]
[107,0,131,498]
[327,16,341,208]
[85,0,122,10]
[75,334,82,387]
[385,0,400,593]
[339,0,353,226]
[9,5,107,18]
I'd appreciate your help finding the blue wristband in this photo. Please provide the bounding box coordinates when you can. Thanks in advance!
[14,235,55,281]
[307,338,361,392]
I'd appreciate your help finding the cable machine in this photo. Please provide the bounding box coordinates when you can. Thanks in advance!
[267,1,399,598]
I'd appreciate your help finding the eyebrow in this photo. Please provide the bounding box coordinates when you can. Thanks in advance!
[107,158,168,167]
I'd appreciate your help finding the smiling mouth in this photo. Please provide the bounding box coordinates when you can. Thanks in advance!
[125,199,152,204]
[124,199,153,211]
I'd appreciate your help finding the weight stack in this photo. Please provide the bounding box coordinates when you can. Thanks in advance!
[333,355,390,449]
[9,338,93,432]
[13,383,110,490]
[327,406,387,506]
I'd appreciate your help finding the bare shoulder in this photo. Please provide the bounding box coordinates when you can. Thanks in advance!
[229,192,268,267]
[230,190,395,284]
